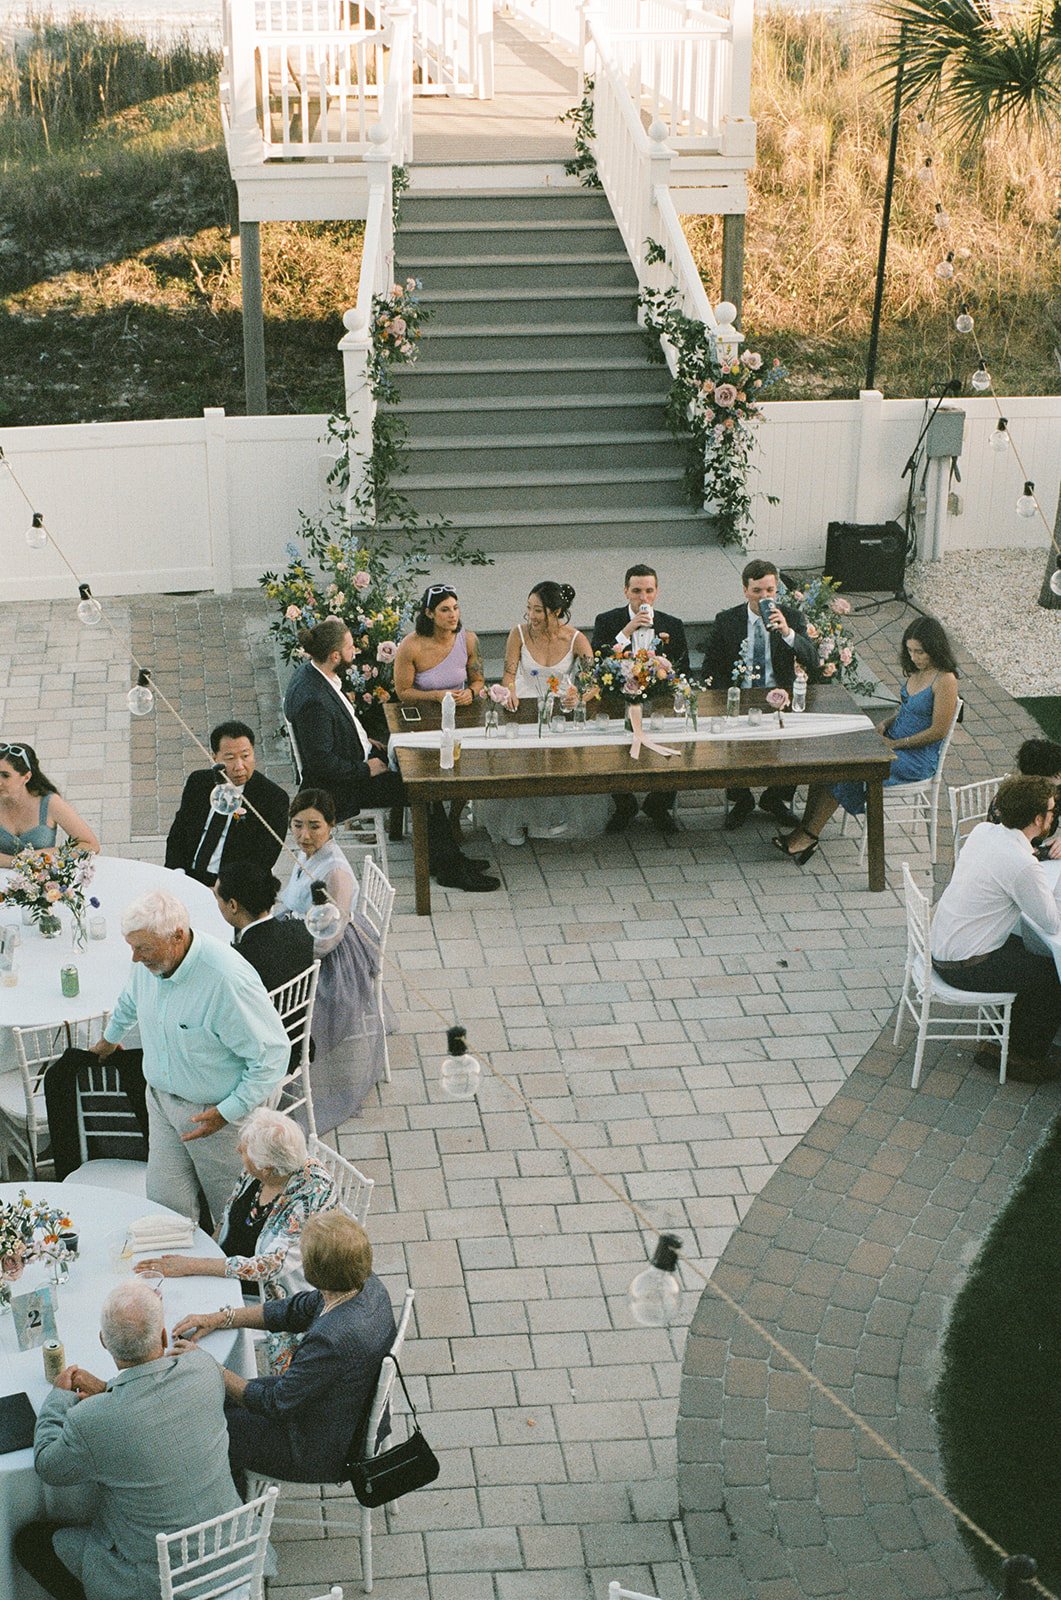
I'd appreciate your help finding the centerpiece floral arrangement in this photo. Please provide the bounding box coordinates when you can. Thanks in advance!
[0,841,95,942]
[593,643,677,704]
[786,576,876,697]
[0,1191,74,1304]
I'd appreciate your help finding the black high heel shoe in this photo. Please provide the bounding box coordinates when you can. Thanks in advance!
[771,832,819,865]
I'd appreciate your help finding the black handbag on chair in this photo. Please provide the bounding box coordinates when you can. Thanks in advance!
[348,1360,440,1508]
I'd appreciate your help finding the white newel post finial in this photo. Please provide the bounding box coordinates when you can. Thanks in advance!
[713,301,743,364]
[338,308,375,525]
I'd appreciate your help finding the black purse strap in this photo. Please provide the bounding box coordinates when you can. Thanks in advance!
[390,1357,420,1426]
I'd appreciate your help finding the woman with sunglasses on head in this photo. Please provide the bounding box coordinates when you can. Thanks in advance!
[0,742,100,867]
[393,584,485,705]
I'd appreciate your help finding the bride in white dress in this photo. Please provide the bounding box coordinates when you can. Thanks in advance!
[480,581,609,847]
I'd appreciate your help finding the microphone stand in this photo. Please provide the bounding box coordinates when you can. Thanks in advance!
[895,378,961,603]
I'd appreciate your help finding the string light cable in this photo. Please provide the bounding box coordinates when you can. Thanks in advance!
[1,445,1056,1593]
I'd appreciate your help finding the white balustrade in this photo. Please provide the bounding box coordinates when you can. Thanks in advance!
[413,0,493,95]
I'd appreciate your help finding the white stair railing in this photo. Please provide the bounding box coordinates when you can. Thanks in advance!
[414,0,494,96]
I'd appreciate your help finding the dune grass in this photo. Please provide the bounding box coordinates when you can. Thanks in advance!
[0,11,363,424]
[935,1112,1061,1592]
[684,7,1061,400]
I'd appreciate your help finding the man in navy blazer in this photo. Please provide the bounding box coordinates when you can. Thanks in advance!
[165,721,288,888]
[284,618,498,892]
[701,558,818,830]
[591,564,690,835]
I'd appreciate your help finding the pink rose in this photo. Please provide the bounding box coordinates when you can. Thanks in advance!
[392,283,403,297]
[831,596,852,615]
[406,277,417,292]
[806,623,819,640]
[840,647,853,666]
[742,351,763,370]
[822,662,837,677]
[713,383,738,407]
[766,688,789,710]
[792,590,804,601]
[285,604,300,621]
[391,317,407,336]
[353,571,371,590]
[489,682,511,704]
[376,640,397,663]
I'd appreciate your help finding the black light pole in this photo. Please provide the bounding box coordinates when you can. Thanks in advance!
[865,25,907,392]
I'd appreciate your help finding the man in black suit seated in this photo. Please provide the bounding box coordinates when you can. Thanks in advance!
[701,558,818,831]
[283,618,498,893]
[214,861,314,995]
[165,722,289,888]
[591,564,691,836]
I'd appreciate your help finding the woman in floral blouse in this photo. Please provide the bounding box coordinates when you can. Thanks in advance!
[134,1107,337,1372]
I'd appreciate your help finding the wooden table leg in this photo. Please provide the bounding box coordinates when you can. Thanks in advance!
[411,802,432,916]
[866,777,885,891]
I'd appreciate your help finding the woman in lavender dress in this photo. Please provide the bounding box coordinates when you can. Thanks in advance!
[393,584,485,704]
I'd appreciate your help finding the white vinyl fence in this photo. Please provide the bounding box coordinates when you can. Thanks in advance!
[1,393,1058,615]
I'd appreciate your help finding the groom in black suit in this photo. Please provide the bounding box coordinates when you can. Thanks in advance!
[165,722,289,888]
[701,558,818,830]
[592,564,690,835]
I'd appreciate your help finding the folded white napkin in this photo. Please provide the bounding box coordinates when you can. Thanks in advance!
[127,1214,195,1253]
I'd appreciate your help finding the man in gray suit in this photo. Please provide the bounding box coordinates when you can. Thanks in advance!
[14,1279,240,1600]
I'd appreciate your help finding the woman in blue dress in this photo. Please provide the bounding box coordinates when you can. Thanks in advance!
[774,618,960,864]
[0,741,99,866]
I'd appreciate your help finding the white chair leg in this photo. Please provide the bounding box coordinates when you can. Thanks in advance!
[910,997,932,1089]
[998,1006,1013,1085]
[893,975,910,1047]
[361,1503,372,1592]
[373,813,389,880]
[377,976,391,1083]
[928,799,938,864]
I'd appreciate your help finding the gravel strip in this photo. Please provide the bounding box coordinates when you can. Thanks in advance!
[909,550,1061,698]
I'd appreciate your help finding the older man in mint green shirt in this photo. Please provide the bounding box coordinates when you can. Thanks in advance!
[93,890,291,1227]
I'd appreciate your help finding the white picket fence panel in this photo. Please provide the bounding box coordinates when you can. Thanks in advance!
[1,394,1057,609]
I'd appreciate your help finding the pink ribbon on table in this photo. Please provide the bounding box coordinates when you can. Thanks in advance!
[627,703,678,761]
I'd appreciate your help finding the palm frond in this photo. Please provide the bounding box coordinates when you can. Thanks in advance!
[873,0,1061,140]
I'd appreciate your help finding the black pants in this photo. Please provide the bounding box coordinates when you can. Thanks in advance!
[934,934,1061,1057]
[726,784,796,812]
[325,770,462,872]
[611,791,676,820]
[14,1522,86,1600]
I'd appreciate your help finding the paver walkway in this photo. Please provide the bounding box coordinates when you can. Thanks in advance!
[0,586,1047,1598]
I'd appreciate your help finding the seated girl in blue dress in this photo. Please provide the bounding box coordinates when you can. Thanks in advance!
[774,618,960,864]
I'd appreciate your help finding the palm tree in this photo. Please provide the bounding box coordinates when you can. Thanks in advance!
[875,0,1061,606]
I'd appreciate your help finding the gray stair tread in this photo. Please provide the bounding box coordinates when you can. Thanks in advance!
[397,252,632,267]
[402,466,686,488]
[399,218,621,235]
[396,358,657,373]
[404,430,676,449]
[384,394,666,413]
[380,505,706,528]
[424,322,642,338]
[419,286,635,303]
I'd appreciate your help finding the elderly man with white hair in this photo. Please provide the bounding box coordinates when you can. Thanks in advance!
[14,1279,239,1600]
[91,889,290,1227]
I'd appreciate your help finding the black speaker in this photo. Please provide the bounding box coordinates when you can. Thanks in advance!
[824,521,907,594]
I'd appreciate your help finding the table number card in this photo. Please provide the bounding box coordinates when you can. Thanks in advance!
[11,1287,58,1351]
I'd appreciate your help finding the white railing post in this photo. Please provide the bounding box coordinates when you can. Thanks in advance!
[226,0,263,167]
[364,123,394,292]
[643,120,672,288]
[722,0,755,161]
[472,0,495,98]
[382,0,415,160]
[578,0,605,90]
[338,310,375,525]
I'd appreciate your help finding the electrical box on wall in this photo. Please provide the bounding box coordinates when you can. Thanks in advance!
[925,407,965,459]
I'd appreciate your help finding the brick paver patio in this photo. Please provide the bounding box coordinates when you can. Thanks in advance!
[0,587,1050,1598]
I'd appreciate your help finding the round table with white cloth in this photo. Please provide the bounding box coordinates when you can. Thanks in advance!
[0,856,229,1071]
[0,1181,241,1600]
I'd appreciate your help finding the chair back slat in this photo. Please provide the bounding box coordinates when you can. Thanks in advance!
[76,1057,147,1164]
[359,1287,416,1467]
[357,856,395,944]
[10,1011,112,1176]
[948,775,1004,859]
[269,961,320,1139]
[901,862,931,972]
[308,1134,374,1226]
[157,1486,277,1600]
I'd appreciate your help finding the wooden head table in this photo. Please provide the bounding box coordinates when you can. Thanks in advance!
[386,685,895,915]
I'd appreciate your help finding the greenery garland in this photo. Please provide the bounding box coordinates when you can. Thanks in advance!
[639,242,786,548]
[559,75,602,188]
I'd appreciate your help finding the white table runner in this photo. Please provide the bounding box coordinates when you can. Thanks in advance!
[391,710,876,755]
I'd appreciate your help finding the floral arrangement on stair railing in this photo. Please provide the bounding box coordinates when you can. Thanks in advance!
[639,244,787,549]
[261,195,489,710]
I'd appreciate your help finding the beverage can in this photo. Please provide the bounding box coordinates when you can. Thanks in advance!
[61,965,80,998]
[43,1340,65,1383]
[726,687,741,717]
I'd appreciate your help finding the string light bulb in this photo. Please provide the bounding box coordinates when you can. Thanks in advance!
[1049,565,1061,598]
[1015,482,1038,519]
[439,1024,482,1099]
[208,761,243,817]
[935,252,955,280]
[989,417,1010,452]
[629,1234,683,1326]
[76,583,102,626]
[954,306,974,334]
[933,203,949,230]
[127,668,154,717]
[26,513,47,550]
[916,115,932,137]
[304,881,342,940]
[970,364,992,392]
[916,156,934,183]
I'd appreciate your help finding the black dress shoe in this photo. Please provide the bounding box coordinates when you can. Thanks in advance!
[460,856,490,872]
[435,864,501,892]
[605,804,637,834]
[646,809,679,835]
[723,798,754,831]
[758,795,799,828]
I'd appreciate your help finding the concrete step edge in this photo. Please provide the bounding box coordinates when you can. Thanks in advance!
[423,323,645,338]
[398,219,620,235]
[419,286,635,303]
[377,506,706,529]
[404,430,677,450]
[401,467,688,488]
[395,359,657,374]
[396,252,632,267]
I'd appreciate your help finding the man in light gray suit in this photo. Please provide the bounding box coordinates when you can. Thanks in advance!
[14,1279,240,1600]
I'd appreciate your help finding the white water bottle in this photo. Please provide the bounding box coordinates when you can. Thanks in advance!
[440,729,455,770]
[441,691,456,732]
[792,675,807,713]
